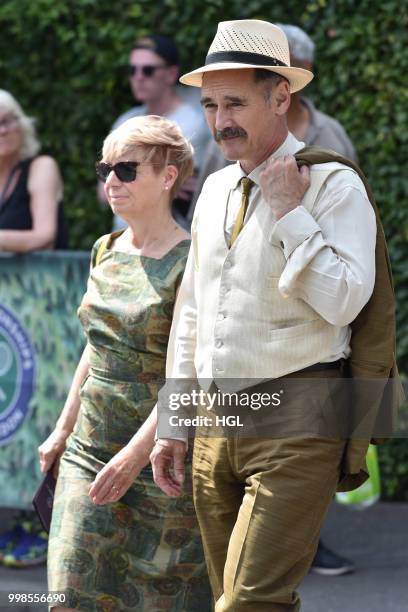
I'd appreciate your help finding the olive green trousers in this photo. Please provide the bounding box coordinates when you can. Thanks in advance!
[192,372,346,611]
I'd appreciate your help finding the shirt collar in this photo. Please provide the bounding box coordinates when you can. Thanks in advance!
[232,132,305,189]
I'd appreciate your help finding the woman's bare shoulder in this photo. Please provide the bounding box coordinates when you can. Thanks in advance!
[29,155,60,175]
[28,155,63,191]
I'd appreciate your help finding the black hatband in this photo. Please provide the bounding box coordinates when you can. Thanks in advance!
[205,51,287,67]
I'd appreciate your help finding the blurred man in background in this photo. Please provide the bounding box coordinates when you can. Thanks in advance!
[277,24,357,162]
[98,34,211,229]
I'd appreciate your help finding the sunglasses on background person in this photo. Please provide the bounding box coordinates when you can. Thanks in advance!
[128,64,167,77]
[96,161,140,183]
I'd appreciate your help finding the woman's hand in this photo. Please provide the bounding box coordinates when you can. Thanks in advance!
[88,443,150,505]
[38,428,69,477]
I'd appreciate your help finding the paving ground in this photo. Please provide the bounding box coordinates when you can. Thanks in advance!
[0,501,407,611]
[300,501,408,612]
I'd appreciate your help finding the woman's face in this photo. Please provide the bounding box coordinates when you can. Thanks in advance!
[0,108,22,159]
[102,148,175,220]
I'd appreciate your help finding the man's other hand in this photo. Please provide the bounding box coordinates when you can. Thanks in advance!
[150,439,187,497]
[259,155,310,220]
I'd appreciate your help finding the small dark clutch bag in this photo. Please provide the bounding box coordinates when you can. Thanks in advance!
[32,469,56,533]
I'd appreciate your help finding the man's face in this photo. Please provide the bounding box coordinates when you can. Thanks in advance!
[201,69,289,171]
[128,49,178,104]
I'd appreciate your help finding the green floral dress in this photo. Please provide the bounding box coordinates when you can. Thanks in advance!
[47,234,211,611]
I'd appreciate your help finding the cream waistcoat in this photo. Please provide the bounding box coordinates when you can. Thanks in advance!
[192,161,353,391]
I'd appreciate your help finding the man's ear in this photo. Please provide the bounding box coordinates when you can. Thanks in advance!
[166,65,180,87]
[274,80,291,115]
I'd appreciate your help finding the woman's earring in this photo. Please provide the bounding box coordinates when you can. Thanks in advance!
[164,185,169,190]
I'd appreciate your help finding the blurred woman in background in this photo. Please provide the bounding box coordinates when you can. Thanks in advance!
[0,89,67,252]
[0,90,67,568]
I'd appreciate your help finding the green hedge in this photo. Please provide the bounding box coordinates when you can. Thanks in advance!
[1,0,407,497]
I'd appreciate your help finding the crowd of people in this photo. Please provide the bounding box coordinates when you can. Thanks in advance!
[0,18,402,612]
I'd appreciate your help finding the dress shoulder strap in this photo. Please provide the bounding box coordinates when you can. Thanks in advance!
[94,229,125,266]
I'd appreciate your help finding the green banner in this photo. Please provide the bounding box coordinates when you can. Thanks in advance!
[0,251,89,509]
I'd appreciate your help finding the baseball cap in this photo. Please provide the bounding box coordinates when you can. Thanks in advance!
[132,34,180,67]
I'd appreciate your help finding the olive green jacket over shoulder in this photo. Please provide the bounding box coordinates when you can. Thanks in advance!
[295,146,405,491]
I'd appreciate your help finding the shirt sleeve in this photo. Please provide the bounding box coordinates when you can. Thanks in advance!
[270,170,376,327]
[165,241,198,379]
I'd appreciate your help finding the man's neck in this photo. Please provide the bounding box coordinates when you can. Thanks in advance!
[145,89,182,117]
[286,94,311,141]
[240,127,289,175]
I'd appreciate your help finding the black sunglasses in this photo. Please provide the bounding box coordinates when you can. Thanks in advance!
[95,161,139,183]
[128,64,166,77]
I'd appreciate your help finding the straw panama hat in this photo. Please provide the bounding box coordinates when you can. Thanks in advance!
[180,19,314,93]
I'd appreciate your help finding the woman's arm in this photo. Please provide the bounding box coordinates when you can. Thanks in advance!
[88,404,158,505]
[38,344,89,474]
[0,156,63,253]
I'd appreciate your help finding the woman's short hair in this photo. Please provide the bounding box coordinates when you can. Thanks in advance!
[102,115,194,198]
[0,89,41,159]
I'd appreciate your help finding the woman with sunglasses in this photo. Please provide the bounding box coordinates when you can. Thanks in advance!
[38,115,211,611]
[0,89,67,252]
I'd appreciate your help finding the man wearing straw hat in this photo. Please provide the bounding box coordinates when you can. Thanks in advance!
[151,19,376,611]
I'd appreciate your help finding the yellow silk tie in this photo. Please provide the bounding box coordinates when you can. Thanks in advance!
[230,177,254,247]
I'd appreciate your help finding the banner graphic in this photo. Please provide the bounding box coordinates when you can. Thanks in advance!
[0,251,89,508]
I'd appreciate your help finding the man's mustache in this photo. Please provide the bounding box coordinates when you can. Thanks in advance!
[214,127,247,142]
